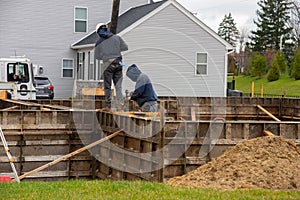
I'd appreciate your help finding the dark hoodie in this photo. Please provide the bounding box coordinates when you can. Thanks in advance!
[94,30,128,62]
[126,64,157,107]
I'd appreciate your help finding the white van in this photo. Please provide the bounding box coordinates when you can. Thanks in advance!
[0,57,36,100]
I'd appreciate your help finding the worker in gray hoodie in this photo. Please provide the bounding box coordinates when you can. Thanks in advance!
[94,23,128,111]
[126,64,158,112]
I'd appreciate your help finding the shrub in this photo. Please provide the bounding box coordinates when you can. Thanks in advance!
[267,57,280,81]
[250,52,267,78]
[276,50,287,74]
[291,48,300,80]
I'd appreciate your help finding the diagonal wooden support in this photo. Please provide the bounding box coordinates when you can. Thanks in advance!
[17,129,123,181]
[263,130,276,136]
[2,106,19,111]
[257,105,281,122]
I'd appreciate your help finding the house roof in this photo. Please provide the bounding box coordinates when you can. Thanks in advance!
[71,0,168,48]
[71,0,233,50]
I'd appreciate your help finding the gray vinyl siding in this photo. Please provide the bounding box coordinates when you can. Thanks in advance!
[121,3,228,97]
[0,0,147,98]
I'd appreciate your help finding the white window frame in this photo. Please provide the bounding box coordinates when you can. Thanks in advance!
[62,58,74,78]
[77,52,85,80]
[74,7,88,33]
[88,51,95,80]
[195,52,208,76]
[95,60,105,81]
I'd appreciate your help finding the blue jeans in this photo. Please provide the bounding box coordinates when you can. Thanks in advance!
[103,63,123,108]
[141,101,158,112]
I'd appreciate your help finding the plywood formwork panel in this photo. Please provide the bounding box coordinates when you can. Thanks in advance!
[280,123,299,139]
[124,137,140,152]
[140,141,153,153]
[249,123,264,138]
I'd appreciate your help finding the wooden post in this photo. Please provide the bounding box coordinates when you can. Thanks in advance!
[260,83,264,98]
[17,130,123,181]
[251,81,255,97]
[159,101,165,182]
[110,0,120,34]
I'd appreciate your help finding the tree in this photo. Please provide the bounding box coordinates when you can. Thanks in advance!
[236,26,251,75]
[267,56,280,81]
[288,0,300,47]
[228,53,236,74]
[264,49,276,71]
[218,13,240,47]
[291,48,300,80]
[242,43,253,76]
[275,50,288,74]
[250,52,268,78]
[250,0,293,52]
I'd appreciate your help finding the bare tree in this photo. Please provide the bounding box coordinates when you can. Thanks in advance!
[289,0,300,46]
[236,26,251,75]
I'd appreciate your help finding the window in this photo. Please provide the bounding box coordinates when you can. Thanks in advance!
[7,62,29,82]
[77,52,85,80]
[62,59,74,78]
[88,51,94,80]
[196,53,208,75]
[75,7,87,33]
[96,60,104,81]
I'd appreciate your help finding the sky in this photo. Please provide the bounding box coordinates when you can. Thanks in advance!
[171,0,260,32]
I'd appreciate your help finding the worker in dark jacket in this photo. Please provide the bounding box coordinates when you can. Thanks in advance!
[126,64,158,112]
[94,23,128,110]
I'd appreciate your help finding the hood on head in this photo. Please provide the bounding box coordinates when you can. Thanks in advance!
[98,30,113,39]
[126,64,142,82]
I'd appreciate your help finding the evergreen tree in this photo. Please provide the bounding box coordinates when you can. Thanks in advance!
[291,48,300,80]
[275,50,287,74]
[218,13,240,47]
[250,52,267,78]
[250,0,293,52]
[267,56,280,81]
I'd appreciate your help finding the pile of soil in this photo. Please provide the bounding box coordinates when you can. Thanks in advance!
[166,136,300,190]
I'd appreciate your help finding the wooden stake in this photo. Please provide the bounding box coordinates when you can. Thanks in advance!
[251,81,255,97]
[260,83,264,98]
[257,105,281,122]
[17,130,123,180]
[263,130,275,136]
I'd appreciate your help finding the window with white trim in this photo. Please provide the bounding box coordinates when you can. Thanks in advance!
[74,7,87,33]
[196,52,208,75]
[62,59,74,78]
[96,60,104,81]
[77,52,85,80]
[88,51,95,80]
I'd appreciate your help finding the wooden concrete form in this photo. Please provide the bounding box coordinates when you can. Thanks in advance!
[96,112,300,182]
[0,97,299,182]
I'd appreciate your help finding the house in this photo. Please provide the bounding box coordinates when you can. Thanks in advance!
[0,0,149,98]
[72,0,233,98]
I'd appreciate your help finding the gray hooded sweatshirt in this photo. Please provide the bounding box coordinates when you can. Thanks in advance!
[94,31,128,63]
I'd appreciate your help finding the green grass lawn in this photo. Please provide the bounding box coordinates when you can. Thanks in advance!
[228,75,300,97]
[1,180,299,200]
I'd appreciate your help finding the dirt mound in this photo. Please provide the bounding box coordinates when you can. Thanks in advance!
[166,136,300,190]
